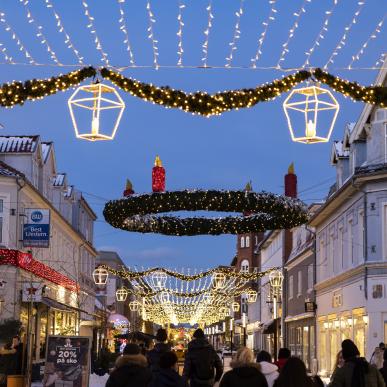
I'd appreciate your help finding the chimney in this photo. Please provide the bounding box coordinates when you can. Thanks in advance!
[284,162,297,198]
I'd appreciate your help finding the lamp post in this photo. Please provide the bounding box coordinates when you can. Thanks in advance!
[269,270,284,361]
[242,313,247,347]
[229,318,234,355]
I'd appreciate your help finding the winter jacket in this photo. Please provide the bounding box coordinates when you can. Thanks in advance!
[147,343,171,375]
[379,362,387,386]
[151,368,188,387]
[105,354,153,387]
[274,358,288,371]
[183,338,223,387]
[259,361,279,387]
[219,362,268,387]
[329,357,385,387]
[371,348,385,370]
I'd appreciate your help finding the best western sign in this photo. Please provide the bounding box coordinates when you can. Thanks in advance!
[23,209,50,248]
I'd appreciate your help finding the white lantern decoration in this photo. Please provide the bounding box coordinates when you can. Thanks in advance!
[152,271,167,289]
[212,272,226,289]
[116,287,128,302]
[231,302,240,312]
[283,85,339,144]
[160,291,171,304]
[93,267,109,285]
[269,270,284,292]
[68,82,125,141]
[129,300,140,312]
[246,289,258,303]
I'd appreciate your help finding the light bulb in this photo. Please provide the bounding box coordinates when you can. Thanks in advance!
[91,115,99,135]
[305,119,316,138]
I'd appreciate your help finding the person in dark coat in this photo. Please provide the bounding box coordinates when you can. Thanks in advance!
[105,343,152,387]
[220,347,268,387]
[147,328,171,376]
[273,357,315,387]
[274,348,290,371]
[152,351,187,387]
[330,339,385,387]
[183,328,223,387]
[380,349,387,386]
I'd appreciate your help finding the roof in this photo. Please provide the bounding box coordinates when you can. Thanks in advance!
[41,142,52,163]
[0,160,25,178]
[0,135,40,153]
[64,185,74,198]
[331,140,350,165]
[53,173,66,187]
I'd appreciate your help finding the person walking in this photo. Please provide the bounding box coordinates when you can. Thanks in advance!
[147,328,171,376]
[329,339,385,387]
[371,343,386,370]
[152,351,188,387]
[274,348,291,371]
[220,347,268,387]
[105,343,152,387]
[183,328,223,387]
[256,350,279,387]
[273,357,315,387]
[329,351,345,386]
[379,349,387,386]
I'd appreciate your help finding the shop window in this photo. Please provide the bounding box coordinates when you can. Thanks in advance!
[289,275,294,299]
[240,236,245,248]
[246,236,250,248]
[303,326,309,369]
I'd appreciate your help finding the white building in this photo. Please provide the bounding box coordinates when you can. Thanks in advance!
[310,65,387,376]
[0,135,97,362]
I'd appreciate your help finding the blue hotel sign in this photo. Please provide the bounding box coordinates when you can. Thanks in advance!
[23,209,50,248]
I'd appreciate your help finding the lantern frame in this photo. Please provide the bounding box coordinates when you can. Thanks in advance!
[269,270,284,293]
[93,267,109,285]
[246,289,258,303]
[68,82,125,141]
[152,271,167,289]
[116,287,128,302]
[231,302,240,312]
[283,85,339,144]
[129,300,140,312]
[212,272,227,289]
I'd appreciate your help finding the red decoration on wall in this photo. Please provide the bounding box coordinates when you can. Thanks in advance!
[0,249,78,292]
[152,156,165,193]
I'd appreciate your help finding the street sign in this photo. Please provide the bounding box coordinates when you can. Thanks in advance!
[23,208,50,248]
[22,282,42,302]
[305,301,317,313]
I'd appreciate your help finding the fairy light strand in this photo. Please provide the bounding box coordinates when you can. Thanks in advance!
[44,0,84,65]
[251,0,278,69]
[277,0,312,69]
[81,0,110,66]
[18,0,61,65]
[116,0,135,66]
[324,1,366,70]
[0,40,14,64]
[375,52,387,68]
[201,0,214,67]
[348,14,386,69]
[225,0,245,68]
[302,0,339,69]
[176,0,185,67]
[146,0,159,69]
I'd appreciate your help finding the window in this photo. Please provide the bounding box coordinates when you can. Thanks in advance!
[0,195,9,246]
[348,219,353,265]
[240,259,249,273]
[359,210,365,261]
[338,226,344,269]
[307,264,313,291]
[245,236,250,248]
[240,236,245,248]
[329,234,334,274]
[289,275,294,299]
[297,270,302,297]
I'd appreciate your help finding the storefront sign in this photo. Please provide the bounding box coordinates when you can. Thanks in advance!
[304,301,317,313]
[23,208,50,247]
[22,281,42,302]
[44,336,90,387]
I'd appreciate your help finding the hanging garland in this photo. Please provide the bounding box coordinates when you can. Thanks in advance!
[103,190,308,236]
[0,66,385,111]
[99,263,280,281]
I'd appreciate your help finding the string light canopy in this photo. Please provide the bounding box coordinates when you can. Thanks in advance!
[68,81,125,141]
[283,84,339,144]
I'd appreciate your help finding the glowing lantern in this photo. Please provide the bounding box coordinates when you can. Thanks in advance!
[129,300,140,312]
[68,82,125,141]
[283,85,339,144]
[160,291,170,304]
[116,287,128,302]
[231,302,240,312]
[93,267,108,285]
[152,271,167,289]
[269,270,284,293]
[246,289,257,303]
[212,272,226,289]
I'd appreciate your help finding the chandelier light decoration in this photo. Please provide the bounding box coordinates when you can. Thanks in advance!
[283,84,340,144]
[246,289,258,303]
[68,81,125,141]
[93,267,109,285]
[152,270,168,289]
[212,272,227,290]
[231,301,240,312]
[129,300,140,312]
[116,287,129,302]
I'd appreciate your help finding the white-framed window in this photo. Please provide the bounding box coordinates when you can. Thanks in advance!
[289,275,294,300]
[297,270,302,297]
[329,234,334,275]
[338,226,344,269]
[240,259,249,273]
[245,236,250,248]
[240,236,245,248]
[348,219,353,265]
[359,210,365,261]
[319,238,325,265]
[307,264,313,292]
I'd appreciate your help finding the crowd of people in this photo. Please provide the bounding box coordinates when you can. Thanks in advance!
[104,329,387,387]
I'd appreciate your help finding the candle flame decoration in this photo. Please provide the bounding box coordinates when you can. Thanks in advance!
[152,155,166,192]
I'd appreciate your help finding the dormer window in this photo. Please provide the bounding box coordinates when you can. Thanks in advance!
[240,259,249,273]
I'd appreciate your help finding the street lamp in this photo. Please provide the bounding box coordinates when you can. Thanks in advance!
[93,267,109,285]
[269,270,284,293]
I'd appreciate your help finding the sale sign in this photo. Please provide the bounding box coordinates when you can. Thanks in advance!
[43,336,90,387]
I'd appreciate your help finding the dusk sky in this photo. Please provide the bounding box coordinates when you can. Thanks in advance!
[0,0,385,269]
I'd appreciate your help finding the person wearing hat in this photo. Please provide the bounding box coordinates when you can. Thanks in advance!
[151,351,188,387]
[183,328,223,387]
[329,339,385,387]
[147,328,171,377]
[106,343,152,387]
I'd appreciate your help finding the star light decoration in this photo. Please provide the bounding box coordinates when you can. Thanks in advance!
[68,82,125,141]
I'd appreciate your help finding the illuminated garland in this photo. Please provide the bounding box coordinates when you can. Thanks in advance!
[0,67,385,111]
[99,263,278,281]
[103,190,308,236]
[0,66,96,107]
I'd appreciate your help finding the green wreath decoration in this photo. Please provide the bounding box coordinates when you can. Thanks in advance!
[103,190,308,236]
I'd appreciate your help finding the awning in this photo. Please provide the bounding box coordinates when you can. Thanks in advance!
[40,297,73,312]
[263,318,279,334]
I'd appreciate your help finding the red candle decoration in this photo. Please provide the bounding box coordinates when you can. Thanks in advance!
[152,155,165,192]
[123,179,134,197]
